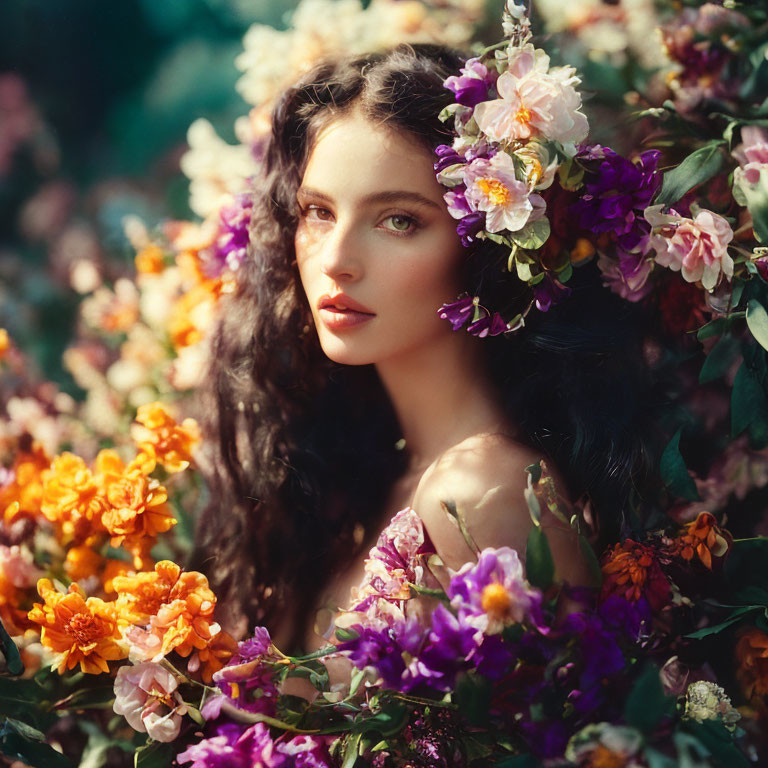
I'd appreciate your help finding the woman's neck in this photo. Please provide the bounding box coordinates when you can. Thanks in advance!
[375,331,510,474]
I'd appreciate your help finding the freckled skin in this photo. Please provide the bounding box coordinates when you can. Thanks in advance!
[295,108,466,367]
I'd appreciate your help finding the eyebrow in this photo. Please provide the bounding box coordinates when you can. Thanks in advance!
[296,186,443,211]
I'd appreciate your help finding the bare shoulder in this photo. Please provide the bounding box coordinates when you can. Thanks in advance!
[412,433,590,586]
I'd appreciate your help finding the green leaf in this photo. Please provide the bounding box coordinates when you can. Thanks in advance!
[747,299,768,351]
[655,141,725,206]
[340,732,362,768]
[682,720,751,768]
[509,218,551,250]
[731,361,768,443]
[441,499,480,556]
[699,334,739,384]
[491,755,540,768]
[685,605,761,639]
[0,717,74,768]
[660,428,700,502]
[578,534,603,588]
[0,615,23,676]
[335,627,359,643]
[624,665,674,734]
[455,674,492,727]
[696,317,727,341]
[526,525,554,589]
[134,740,176,768]
[738,165,768,243]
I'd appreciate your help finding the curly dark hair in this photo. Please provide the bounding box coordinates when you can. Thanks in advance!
[188,43,659,649]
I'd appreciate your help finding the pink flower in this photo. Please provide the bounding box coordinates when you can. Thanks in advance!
[113,661,187,742]
[463,152,545,233]
[733,126,768,203]
[473,45,588,146]
[645,205,734,291]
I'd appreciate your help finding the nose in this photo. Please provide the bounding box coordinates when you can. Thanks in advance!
[319,220,363,283]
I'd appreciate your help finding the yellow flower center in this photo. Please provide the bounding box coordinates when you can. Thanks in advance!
[481,583,512,619]
[515,105,532,124]
[526,157,542,184]
[477,178,511,206]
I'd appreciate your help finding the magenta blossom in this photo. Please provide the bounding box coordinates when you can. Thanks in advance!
[443,57,498,108]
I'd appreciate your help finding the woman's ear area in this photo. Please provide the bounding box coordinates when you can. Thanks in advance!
[412,433,591,586]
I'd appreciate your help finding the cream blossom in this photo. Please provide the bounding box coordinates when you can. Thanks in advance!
[113,661,187,742]
[474,44,588,146]
[645,205,734,291]
[463,151,545,233]
[733,126,768,208]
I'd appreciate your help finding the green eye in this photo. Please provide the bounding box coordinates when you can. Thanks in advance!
[388,215,414,232]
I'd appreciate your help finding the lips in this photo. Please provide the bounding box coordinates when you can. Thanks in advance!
[317,293,375,315]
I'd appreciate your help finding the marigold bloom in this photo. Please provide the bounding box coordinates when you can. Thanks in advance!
[0,328,9,359]
[40,453,107,544]
[94,449,176,554]
[601,539,670,612]
[188,629,238,683]
[736,627,768,702]
[115,560,220,663]
[64,545,105,583]
[672,512,731,570]
[0,442,51,523]
[167,280,222,349]
[131,402,200,473]
[27,579,126,674]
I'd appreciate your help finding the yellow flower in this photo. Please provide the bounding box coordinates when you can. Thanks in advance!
[131,402,200,473]
[27,579,126,674]
[0,328,9,360]
[40,453,107,544]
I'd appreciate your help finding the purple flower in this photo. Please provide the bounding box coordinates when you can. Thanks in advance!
[455,210,486,246]
[447,547,540,633]
[466,312,509,338]
[597,247,653,302]
[177,722,285,768]
[437,295,475,330]
[434,144,464,173]
[443,57,498,108]
[201,192,254,276]
[571,146,661,249]
[238,626,272,659]
[532,275,572,312]
[202,626,278,720]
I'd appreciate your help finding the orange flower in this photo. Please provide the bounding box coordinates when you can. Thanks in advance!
[0,442,51,523]
[167,280,222,349]
[672,512,731,570]
[601,539,671,612]
[64,545,105,583]
[27,579,126,674]
[114,560,220,662]
[40,453,107,544]
[101,559,136,594]
[736,627,768,702]
[0,328,9,359]
[131,402,200,473]
[135,244,166,275]
[94,449,176,557]
[0,545,41,635]
[188,629,238,683]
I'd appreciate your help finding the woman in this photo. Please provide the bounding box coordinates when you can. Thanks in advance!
[189,43,656,651]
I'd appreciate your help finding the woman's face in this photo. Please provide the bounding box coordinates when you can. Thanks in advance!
[294,107,465,366]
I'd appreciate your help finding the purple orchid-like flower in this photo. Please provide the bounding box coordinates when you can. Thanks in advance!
[437,295,475,330]
[434,144,464,173]
[466,312,509,337]
[455,210,486,246]
[177,722,284,768]
[443,57,498,108]
[532,275,573,313]
[571,146,661,250]
[201,191,254,277]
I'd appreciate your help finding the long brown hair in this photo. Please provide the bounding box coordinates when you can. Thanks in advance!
[189,44,659,648]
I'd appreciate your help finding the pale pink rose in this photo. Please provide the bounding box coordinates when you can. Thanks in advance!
[113,661,187,742]
[463,152,545,233]
[645,205,734,291]
[474,44,588,146]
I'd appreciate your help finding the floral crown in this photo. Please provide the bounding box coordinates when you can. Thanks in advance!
[434,0,591,338]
